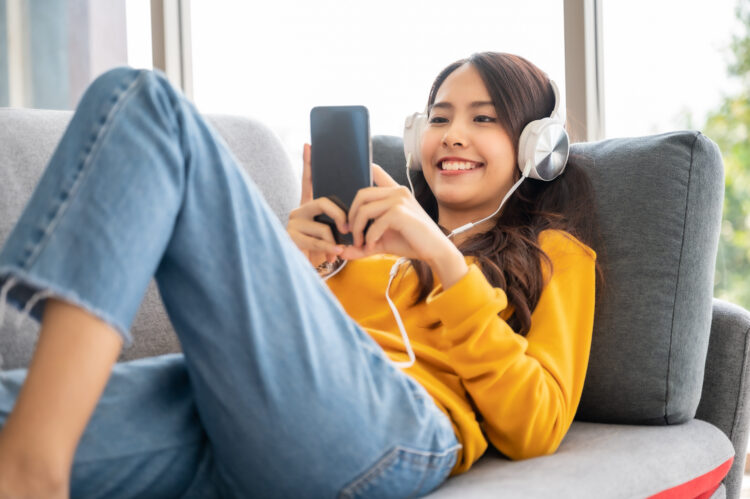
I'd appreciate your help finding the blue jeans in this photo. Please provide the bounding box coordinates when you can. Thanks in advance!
[0,67,461,498]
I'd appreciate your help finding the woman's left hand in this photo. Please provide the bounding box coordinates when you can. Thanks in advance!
[340,164,451,262]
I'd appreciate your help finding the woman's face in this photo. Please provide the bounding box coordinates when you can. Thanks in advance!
[420,63,516,228]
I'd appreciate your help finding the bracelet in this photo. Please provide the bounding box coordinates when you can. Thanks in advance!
[316,256,343,275]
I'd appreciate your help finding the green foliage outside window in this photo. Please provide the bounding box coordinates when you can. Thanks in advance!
[705,0,750,309]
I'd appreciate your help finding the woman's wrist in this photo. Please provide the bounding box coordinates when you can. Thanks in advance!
[316,256,343,276]
[426,244,469,290]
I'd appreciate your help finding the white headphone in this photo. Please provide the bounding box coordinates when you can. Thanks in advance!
[401,77,569,240]
[403,78,570,182]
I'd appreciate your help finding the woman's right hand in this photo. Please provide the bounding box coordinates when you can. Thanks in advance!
[286,143,350,269]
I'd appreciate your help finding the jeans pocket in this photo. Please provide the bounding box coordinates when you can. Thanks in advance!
[338,444,460,499]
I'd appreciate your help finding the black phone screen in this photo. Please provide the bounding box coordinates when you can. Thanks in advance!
[310,105,372,245]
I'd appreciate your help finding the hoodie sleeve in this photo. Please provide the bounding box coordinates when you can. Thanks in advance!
[424,230,597,460]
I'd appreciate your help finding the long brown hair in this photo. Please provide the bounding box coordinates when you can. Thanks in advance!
[407,52,605,335]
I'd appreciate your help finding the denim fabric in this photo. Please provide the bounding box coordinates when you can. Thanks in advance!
[0,67,461,498]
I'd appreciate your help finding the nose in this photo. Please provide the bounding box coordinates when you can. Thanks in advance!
[442,122,467,148]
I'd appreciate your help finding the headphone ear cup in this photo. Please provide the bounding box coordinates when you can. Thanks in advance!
[403,112,427,171]
[517,118,570,181]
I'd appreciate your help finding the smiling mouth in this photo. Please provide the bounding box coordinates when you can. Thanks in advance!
[439,160,484,171]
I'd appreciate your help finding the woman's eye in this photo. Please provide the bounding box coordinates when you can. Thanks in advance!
[427,116,495,124]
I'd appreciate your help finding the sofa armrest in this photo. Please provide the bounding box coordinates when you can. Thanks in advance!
[696,298,750,499]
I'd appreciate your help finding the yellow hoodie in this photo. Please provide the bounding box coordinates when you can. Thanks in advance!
[323,229,597,476]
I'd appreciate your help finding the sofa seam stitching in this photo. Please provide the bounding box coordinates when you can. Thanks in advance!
[665,131,699,424]
[725,313,750,491]
[730,315,750,440]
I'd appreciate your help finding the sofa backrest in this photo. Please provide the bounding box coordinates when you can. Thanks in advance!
[0,108,299,368]
[0,109,725,426]
[372,132,724,425]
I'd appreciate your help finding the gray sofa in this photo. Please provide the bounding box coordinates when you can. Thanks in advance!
[1,107,749,499]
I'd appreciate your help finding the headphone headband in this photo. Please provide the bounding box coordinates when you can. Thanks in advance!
[549,79,563,121]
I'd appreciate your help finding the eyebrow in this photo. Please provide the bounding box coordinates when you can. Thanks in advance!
[430,101,494,112]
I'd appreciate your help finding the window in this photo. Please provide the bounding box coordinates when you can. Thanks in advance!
[603,0,749,312]
[126,0,153,70]
[602,0,742,138]
[0,0,7,106]
[190,0,566,178]
[0,0,129,109]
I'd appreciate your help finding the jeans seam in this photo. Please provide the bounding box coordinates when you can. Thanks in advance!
[19,71,145,273]
[338,444,461,498]
[340,446,400,498]
[410,446,460,499]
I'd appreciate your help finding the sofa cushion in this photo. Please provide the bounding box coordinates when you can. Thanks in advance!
[0,108,298,368]
[372,131,724,425]
[424,419,733,499]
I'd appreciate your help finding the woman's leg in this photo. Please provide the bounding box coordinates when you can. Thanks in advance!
[0,353,219,498]
[0,67,460,497]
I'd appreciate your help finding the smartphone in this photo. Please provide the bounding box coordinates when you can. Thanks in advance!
[310,105,373,246]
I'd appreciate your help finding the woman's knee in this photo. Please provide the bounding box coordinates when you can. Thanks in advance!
[80,67,181,120]
[84,66,143,102]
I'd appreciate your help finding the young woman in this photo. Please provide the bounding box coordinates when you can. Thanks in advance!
[0,52,601,498]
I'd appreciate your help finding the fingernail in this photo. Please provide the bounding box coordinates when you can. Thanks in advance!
[335,246,344,253]
[343,223,350,232]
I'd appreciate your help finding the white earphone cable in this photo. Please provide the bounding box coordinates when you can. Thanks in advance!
[405,153,417,195]
[385,257,417,368]
[446,159,532,239]
[326,157,533,369]
[382,157,532,369]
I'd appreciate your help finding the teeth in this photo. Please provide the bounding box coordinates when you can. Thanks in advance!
[441,161,480,171]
